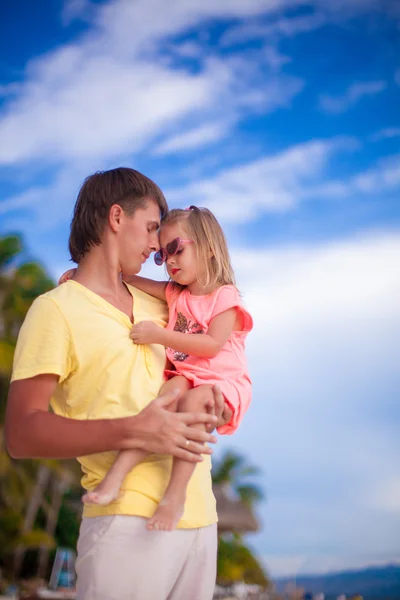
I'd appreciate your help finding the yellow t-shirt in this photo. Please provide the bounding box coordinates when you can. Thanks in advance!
[11,280,217,528]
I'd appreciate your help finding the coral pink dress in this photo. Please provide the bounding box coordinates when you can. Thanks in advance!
[164,283,253,434]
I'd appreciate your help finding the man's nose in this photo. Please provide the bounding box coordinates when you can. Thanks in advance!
[150,232,160,252]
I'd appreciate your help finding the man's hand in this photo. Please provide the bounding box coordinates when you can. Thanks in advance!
[130,321,163,345]
[204,384,233,433]
[124,389,218,461]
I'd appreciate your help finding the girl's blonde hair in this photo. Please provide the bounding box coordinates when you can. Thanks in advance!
[161,206,236,292]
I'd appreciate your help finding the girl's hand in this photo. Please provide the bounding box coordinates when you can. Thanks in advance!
[206,384,233,433]
[205,385,233,432]
[130,321,164,345]
[58,268,76,285]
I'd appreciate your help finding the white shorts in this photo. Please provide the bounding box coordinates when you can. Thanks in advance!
[75,515,217,600]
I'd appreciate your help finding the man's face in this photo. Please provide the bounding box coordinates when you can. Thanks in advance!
[118,199,161,276]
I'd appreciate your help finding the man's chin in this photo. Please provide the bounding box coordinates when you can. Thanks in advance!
[121,265,141,279]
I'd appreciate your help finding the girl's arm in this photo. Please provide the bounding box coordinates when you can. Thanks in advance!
[123,274,168,301]
[58,270,168,302]
[131,308,238,358]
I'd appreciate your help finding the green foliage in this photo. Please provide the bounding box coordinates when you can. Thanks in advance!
[212,450,269,587]
[0,508,22,554]
[217,535,270,588]
[0,341,14,376]
[18,529,55,550]
[0,234,64,579]
[1,263,54,342]
[0,507,55,575]
[55,495,81,549]
[0,235,23,270]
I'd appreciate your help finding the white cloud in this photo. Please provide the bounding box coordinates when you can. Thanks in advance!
[61,0,93,25]
[264,46,291,71]
[219,0,391,48]
[165,137,357,220]
[223,230,400,575]
[0,82,22,98]
[235,232,400,327]
[319,80,387,114]
[310,153,400,198]
[2,137,399,234]
[221,12,326,46]
[169,41,204,60]
[93,0,305,51]
[160,142,400,223]
[0,1,304,167]
[0,161,94,229]
[0,56,218,164]
[4,0,390,170]
[352,154,400,192]
[153,122,231,155]
[370,127,400,141]
[367,477,400,514]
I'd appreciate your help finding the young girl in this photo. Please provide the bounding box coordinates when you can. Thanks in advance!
[63,206,253,531]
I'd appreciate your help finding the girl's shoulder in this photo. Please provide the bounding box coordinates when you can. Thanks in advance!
[165,281,184,299]
[212,285,253,333]
[212,284,241,303]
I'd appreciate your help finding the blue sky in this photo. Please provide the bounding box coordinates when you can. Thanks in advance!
[1,0,399,578]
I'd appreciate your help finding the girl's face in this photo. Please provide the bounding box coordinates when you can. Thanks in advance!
[159,221,206,293]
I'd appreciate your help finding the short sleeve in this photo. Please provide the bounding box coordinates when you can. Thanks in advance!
[11,296,73,383]
[211,285,253,333]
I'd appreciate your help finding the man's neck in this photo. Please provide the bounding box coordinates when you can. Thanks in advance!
[73,246,125,302]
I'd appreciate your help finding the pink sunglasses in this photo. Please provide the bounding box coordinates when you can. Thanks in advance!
[154,237,193,266]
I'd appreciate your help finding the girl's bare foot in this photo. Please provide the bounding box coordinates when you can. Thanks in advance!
[147,494,185,531]
[82,480,121,506]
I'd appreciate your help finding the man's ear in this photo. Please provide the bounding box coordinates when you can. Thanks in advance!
[109,204,124,233]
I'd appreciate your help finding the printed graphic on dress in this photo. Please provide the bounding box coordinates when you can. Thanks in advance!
[170,311,204,362]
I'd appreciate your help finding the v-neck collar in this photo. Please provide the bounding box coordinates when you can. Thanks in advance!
[67,279,136,326]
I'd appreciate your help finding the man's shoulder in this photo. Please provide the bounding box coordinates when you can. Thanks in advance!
[27,283,81,323]
[31,283,70,308]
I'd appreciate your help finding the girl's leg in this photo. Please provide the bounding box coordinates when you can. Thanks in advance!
[147,384,214,532]
[82,376,189,506]
[82,448,149,505]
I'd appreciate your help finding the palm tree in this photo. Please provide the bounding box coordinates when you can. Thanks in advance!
[0,236,24,392]
[212,450,270,589]
[0,234,81,579]
[0,234,54,342]
[212,449,264,507]
[217,535,270,588]
[0,234,54,417]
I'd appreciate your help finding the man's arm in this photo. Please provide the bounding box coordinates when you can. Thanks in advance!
[5,375,219,462]
[131,309,237,358]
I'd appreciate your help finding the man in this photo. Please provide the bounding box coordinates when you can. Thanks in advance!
[5,167,229,600]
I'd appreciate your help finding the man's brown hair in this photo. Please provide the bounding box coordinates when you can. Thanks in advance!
[69,167,168,263]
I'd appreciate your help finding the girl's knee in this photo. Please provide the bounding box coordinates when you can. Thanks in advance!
[160,376,191,412]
